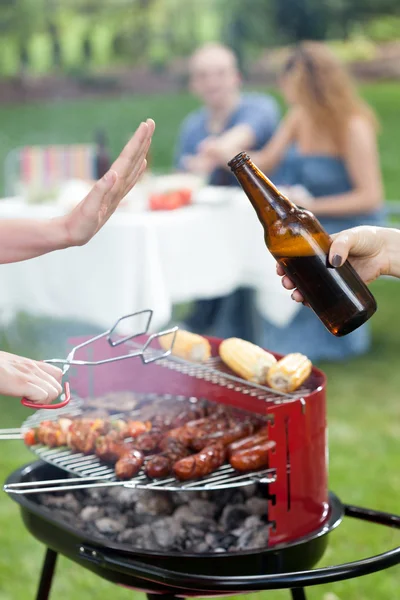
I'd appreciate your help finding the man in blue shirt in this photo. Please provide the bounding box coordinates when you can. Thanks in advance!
[175,43,280,186]
[175,43,280,339]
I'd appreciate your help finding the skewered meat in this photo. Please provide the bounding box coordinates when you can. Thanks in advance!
[126,420,152,438]
[34,418,73,448]
[23,429,37,446]
[67,419,109,454]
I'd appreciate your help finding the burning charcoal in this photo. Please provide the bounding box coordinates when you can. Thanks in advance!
[204,532,218,548]
[107,487,140,507]
[243,515,264,529]
[234,528,256,550]
[41,493,80,513]
[184,526,208,544]
[219,505,250,530]
[152,517,185,549]
[95,516,127,535]
[191,542,209,553]
[118,524,159,551]
[219,534,237,548]
[80,506,104,522]
[170,491,198,506]
[174,505,215,526]
[243,484,258,498]
[135,493,174,516]
[188,499,218,519]
[118,528,139,544]
[245,527,269,549]
[86,489,104,503]
[210,489,245,508]
[245,497,269,517]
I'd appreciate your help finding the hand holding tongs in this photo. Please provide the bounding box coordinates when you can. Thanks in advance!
[20,310,177,410]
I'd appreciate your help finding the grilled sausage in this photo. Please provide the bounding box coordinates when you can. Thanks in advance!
[191,420,256,451]
[167,416,232,447]
[169,403,208,428]
[95,434,135,462]
[173,442,226,481]
[144,455,171,478]
[145,440,190,479]
[229,440,276,472]
[115,449,145,479]
[134,430,164,453]
[226,426,270,458]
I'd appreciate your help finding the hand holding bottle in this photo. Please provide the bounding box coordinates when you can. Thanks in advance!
[277,225,399,303]
[228,152,377,337]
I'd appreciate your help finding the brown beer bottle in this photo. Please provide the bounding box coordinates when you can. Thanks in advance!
[228,152,377,337]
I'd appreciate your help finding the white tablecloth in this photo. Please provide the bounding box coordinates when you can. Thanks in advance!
[0,190,300,332]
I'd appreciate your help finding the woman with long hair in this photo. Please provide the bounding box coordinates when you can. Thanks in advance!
[251,41,384,362]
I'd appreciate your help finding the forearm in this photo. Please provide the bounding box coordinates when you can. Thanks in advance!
[311,191,382,217]
[217,125,255,161]
[0,217,69,264]
[250,148,283,175]
[384,228,400,278]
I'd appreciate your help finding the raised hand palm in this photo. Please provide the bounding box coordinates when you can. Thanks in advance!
[66,119,154,246]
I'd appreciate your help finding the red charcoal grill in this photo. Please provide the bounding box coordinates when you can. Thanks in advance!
[2,312,399,600]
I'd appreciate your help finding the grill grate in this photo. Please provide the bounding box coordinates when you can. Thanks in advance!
[24,445,276,492]
[14,395,276,494]
[134,343,314,404]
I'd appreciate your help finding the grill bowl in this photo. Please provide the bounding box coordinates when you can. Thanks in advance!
[6,461,343,592]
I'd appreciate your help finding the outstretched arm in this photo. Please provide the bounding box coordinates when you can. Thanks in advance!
[0,119,154,264]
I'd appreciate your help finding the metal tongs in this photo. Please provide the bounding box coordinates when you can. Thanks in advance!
[0,310,177,419]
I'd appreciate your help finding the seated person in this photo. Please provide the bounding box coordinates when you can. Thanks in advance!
[175,42,280,341]
[244,42,384,361]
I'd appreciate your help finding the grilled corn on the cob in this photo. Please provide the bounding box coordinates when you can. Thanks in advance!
[219,338,277,383]
[159,330,211,362]
[266,353,312,393]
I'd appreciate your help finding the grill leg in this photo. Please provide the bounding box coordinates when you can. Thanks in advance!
[290,588,307,600]
[35,548,58,600]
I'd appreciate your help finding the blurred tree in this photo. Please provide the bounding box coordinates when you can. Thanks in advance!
[0,0,399,80]
[222,0,276,73]
[47,21,62,69]
[82,35,92,65]
[327,0,400,39]
[273,0,330,41]
[0,0,46,76]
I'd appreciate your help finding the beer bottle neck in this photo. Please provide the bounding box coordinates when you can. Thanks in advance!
[228,153,295,224]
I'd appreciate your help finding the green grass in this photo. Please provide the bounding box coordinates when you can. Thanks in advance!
[0,83,399,599]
